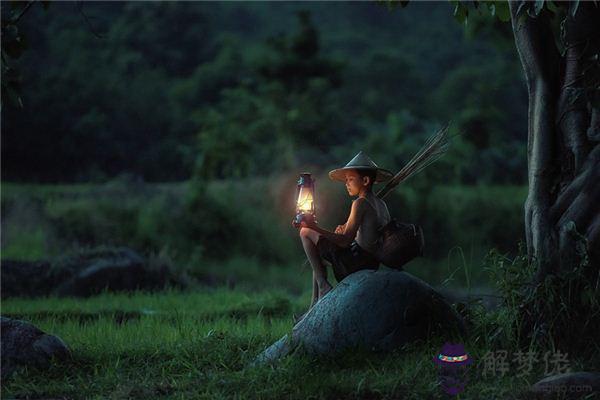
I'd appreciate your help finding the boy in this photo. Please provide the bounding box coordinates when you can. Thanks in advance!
[296,151,393,316]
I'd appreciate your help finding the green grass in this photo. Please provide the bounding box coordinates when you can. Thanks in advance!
[3,288,597,400]
[0,226,47,260]
[192,257,312,295]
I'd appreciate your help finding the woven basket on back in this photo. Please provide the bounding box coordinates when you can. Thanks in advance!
[372,125,448,269]
[375,219,425,269]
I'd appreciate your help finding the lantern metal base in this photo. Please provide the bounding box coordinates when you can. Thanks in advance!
[293,212,316,228]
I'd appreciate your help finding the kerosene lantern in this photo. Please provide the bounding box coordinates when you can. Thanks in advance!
[293,172,316,227]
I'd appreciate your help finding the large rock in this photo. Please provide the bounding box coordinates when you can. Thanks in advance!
[255,269,466,364]
[1,317,71,379]
[57,247,146,296]
[1,246,187,298]
[435,286,502,311]
[0,260,58,298]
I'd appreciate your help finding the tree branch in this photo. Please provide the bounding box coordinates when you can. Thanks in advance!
[556,3,600,180]
[11,1,36,25]
[76,1,104,40]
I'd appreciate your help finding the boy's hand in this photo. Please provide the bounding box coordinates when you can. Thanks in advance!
[299,219,318,230]
[335,224,345,234]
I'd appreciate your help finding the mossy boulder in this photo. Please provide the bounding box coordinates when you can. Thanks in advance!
[255,268,465,364]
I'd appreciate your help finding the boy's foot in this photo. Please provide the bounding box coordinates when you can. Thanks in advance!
[292,311,308,324]
[318,283,332,300]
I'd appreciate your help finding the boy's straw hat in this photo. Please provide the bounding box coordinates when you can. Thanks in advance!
[328,151,393,184]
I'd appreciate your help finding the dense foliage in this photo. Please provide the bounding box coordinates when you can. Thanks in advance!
[2,2,527,184]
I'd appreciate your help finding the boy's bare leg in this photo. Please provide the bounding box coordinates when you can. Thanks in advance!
[300,228,333,299]
[294,275,320,324]
[294,275,317,322]
[309,273,318,308]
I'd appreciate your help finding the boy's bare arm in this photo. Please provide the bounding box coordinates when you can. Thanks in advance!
[304,198,366,248]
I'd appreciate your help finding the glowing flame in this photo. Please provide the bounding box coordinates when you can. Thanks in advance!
[296,187,314,213]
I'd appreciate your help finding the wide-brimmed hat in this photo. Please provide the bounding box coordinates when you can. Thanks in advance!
[328,151,393,184]
[433,342,473,366]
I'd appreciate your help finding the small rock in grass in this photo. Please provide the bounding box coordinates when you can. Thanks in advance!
[1,316,71,380]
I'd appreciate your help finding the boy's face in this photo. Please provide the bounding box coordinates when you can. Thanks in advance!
[344,169,369,196]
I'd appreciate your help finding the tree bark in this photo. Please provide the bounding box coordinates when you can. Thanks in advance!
[508,0,600,353]
[509,1,600,283]
[509,1,561,283]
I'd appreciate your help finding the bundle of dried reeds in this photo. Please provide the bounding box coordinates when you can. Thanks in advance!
[376,123,451,199]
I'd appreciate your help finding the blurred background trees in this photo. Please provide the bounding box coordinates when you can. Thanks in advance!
[1,1,527,185]
[1,1,531,284]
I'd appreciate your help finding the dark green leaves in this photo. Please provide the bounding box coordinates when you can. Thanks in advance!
[569,0,580,17]
[494,1,511,22]
[1,24,27,59]
[1,65,23,108]
[0,1,42,108]
[533,0,545,17]
[451,0,469,26]
[449,0,512,26]
[377,0,410,10]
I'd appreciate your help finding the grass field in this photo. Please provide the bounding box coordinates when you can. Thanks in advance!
[4,284,600,399]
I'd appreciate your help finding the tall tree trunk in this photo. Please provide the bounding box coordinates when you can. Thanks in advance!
[509,1,600,282]
[508,1,600,352]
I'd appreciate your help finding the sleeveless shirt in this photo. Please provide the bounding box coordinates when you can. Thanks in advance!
[355,191,391,254]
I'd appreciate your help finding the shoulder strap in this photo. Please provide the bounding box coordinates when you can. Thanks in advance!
[362,193,376,211]
[364,194,392,233]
